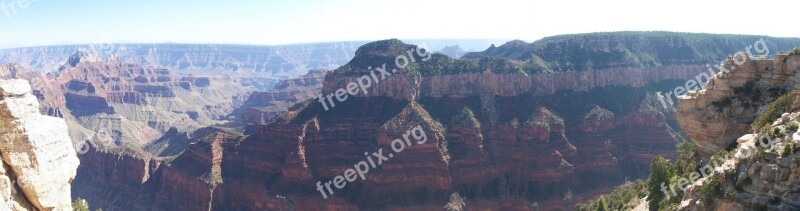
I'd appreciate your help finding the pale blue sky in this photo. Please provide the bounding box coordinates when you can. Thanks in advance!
[0,0,797,48]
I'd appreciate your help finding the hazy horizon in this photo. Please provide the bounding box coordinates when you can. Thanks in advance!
[1,0,798,48]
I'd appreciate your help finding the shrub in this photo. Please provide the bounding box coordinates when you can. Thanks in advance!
[772,127,786,139]
[789,47,800,56]
[575,180,646,211]
[698,177,722,204]
[72,198,90,211]
[723,188,737,199]
[675,141,700,178]
[788,121,799,132]
[711,97,732,112]
[781,142,799,157]
[711,149,732,164]
[751,91,800,132]
[752,143,769,161]
[584,106,614,122]
[444,192,467,211]
[449,108,480,128]
[647,156,674,211]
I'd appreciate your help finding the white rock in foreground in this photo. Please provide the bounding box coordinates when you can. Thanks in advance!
[0,79,79,211]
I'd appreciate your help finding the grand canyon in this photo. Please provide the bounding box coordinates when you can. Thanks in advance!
[1,1,800,211]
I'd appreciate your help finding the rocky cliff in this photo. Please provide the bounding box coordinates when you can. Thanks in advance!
[1,53,256,155]
[674,52,800,210]
[66,36,761,210]
[0,79,79,210]
[234,69,326,125]
[12,33,788,210]
[678,54,800,156]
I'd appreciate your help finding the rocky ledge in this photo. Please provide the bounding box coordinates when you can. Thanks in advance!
[678,54,800,156]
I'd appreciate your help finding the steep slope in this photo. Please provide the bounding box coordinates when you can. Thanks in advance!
[232,69,326,125]
[0,79,79,210]
[62,34,784,210]
[678,54,800,155]
[673,53,800,210]
[1,53,253,156]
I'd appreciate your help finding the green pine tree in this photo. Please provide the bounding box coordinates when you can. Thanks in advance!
[647,156,674,211]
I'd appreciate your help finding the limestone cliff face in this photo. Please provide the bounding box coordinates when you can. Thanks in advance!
[3,54,253,153]
[672,53,800,210]
[323,64,705,101]
[677,54,800,155]
[678,112,800,211]
[69,38,712,210]
[0,79,80,211]
[237,69,326,124]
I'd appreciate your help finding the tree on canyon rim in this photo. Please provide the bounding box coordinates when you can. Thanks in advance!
[647,156,673,211]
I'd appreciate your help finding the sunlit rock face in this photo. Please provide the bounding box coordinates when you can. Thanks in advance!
[0,79,79,211]
[678,55,800,156]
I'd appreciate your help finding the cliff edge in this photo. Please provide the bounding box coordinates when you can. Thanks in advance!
[0,79,79,211]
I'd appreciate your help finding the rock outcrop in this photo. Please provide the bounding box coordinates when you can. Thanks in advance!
[0,79,79,210]
[235,69,326,125]
[678,111,800,210]
[4,55,253,153]
[65,35,800,210]
[678,54,800,155]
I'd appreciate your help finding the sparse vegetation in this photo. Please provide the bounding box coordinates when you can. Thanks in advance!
[72,198,89,211]
[781,142,798,157]
[789,47,800,56]
[750,90,800,132]
[711,97,732,112]
[788,121,800,132]
[583,106,614,122]
[443,192,467,211]
[697,176,722,204]
[771,127,786,139]
[575,180,646,211]
[438,138,450,159]
[752,142,769,161]
[72,198,102,211]
[525,107,564,127]
[647,156,674,211]
[449,107,480,128]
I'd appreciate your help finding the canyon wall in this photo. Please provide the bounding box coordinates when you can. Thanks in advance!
[63,36,799,210]
[0,42,365,76]
[649,50,800,210]
[678,54,800,155]
[323,64,705,101]
[61,36,800,210]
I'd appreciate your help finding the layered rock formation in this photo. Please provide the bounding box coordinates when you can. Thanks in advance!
[671,52,800,210]
[678,54,800,155]
[678,111,800,210]
[0,79,79,210]
[1,53,256,153]
[10,33,786,210]
[234,69,326,125]
[0,42,366,76]
[66,36,738,210]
